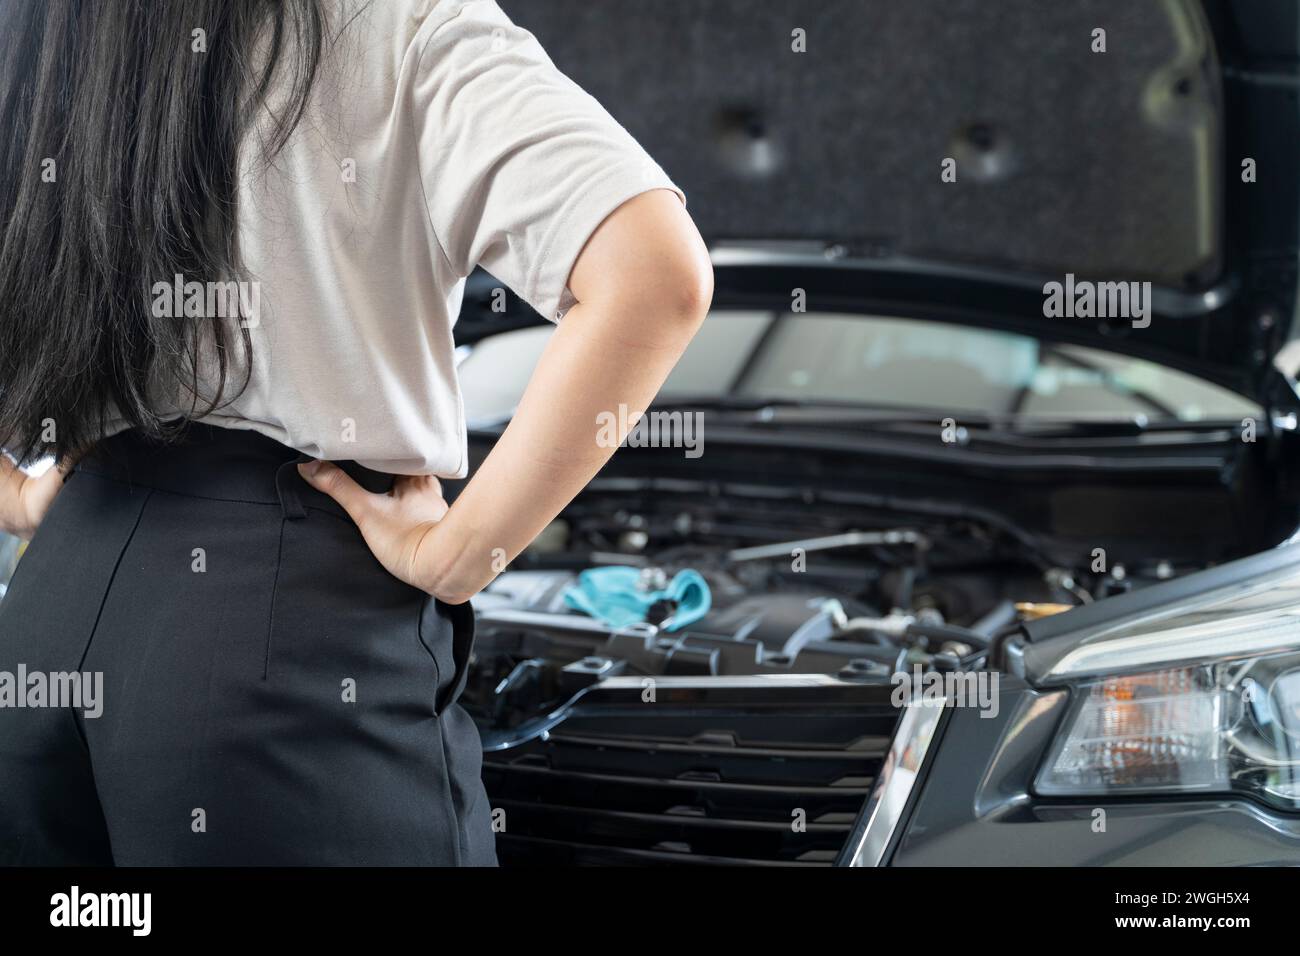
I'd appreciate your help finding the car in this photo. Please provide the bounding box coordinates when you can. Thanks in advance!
[440,0,1300,866]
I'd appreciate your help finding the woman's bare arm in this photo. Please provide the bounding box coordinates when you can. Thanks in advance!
[300,189,713,603]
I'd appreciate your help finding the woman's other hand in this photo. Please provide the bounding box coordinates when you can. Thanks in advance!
[1,459,69,540]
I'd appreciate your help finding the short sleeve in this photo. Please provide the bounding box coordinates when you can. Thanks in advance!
[411,0,686,322]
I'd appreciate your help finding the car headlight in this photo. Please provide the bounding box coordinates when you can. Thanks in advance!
[1031,559,1300,811]
[1037,652,1300,809]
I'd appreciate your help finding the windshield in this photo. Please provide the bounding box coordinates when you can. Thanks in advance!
[458,311,1261,425]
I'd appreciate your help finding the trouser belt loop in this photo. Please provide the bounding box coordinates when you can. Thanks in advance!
[275,456,311,520]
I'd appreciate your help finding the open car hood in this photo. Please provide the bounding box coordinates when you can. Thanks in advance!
[475,0,1300,409]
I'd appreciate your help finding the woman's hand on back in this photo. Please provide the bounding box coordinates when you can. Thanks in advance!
[297,461,452,594]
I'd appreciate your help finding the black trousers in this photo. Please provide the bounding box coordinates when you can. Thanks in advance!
[0,424,496,865]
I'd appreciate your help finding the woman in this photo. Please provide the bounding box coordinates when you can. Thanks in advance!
[0,0,710,865]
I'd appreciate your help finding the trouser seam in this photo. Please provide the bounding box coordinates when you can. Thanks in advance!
[435,719,463,866]
[263,516,289,681]
[67,487,153,865]
[74,488,154,675]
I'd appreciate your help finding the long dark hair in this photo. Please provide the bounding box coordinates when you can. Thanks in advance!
[0,0,330,464]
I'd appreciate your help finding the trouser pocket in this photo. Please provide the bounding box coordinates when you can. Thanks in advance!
[418,597,476,716]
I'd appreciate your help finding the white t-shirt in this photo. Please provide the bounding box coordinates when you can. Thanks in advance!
[136,0,682,476]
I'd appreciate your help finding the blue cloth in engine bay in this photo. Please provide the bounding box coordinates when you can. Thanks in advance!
[563,566,712,632]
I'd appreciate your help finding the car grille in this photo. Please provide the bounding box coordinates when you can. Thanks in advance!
[481,679,899,866]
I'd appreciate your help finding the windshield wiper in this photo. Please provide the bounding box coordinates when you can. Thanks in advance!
[648,396,1241,438]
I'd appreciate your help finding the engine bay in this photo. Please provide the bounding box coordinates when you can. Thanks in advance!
[460,478,1171,737]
